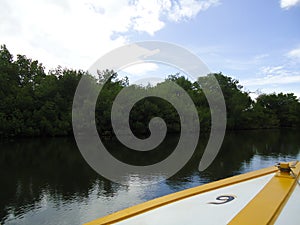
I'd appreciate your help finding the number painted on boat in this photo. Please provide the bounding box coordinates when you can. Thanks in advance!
[208,195,236,205]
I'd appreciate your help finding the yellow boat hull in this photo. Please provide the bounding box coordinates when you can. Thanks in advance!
[85,161,300,225]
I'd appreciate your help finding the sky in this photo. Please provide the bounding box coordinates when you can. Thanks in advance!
[1,0,300,98]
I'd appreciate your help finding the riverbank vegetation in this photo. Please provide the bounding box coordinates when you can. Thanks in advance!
[1,45,299,137]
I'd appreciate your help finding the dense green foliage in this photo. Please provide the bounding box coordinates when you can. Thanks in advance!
[0,45,299,137]
[0,45,84,137]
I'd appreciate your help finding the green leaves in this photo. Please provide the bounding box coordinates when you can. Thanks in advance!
[0,45,299,138]
[256,93,299,127]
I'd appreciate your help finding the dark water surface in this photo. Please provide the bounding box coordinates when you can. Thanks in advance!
[1,129,300,225]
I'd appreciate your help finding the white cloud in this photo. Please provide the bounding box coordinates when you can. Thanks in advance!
[253,54,269,61]
[240,48,300,98]
[243,74,300,86]
[122,62,159,75]
[253,87,300,99]
[208,53,269,71]
[0,0,129,70]
[168,0,220,22]
[280,0,300,9]
[130,0,167,35]
[261,66,284,74]
[242,66,300,86]
[286,47,300,61]
[0,0,219,70]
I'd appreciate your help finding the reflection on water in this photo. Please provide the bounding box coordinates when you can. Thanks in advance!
[0,129,300,225]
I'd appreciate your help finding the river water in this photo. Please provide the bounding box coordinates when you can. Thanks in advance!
[1,129,300,225]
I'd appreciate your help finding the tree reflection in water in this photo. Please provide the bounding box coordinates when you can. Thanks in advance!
[1,129,300,224]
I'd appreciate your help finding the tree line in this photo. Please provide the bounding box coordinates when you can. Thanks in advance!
[0,44,299,138]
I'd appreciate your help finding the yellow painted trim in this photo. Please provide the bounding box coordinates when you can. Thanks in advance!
[228,161,300,225]
[84,166,277,225]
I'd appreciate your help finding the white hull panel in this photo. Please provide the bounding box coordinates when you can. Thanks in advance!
[115,174,274,225]
[274,182,300,225]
